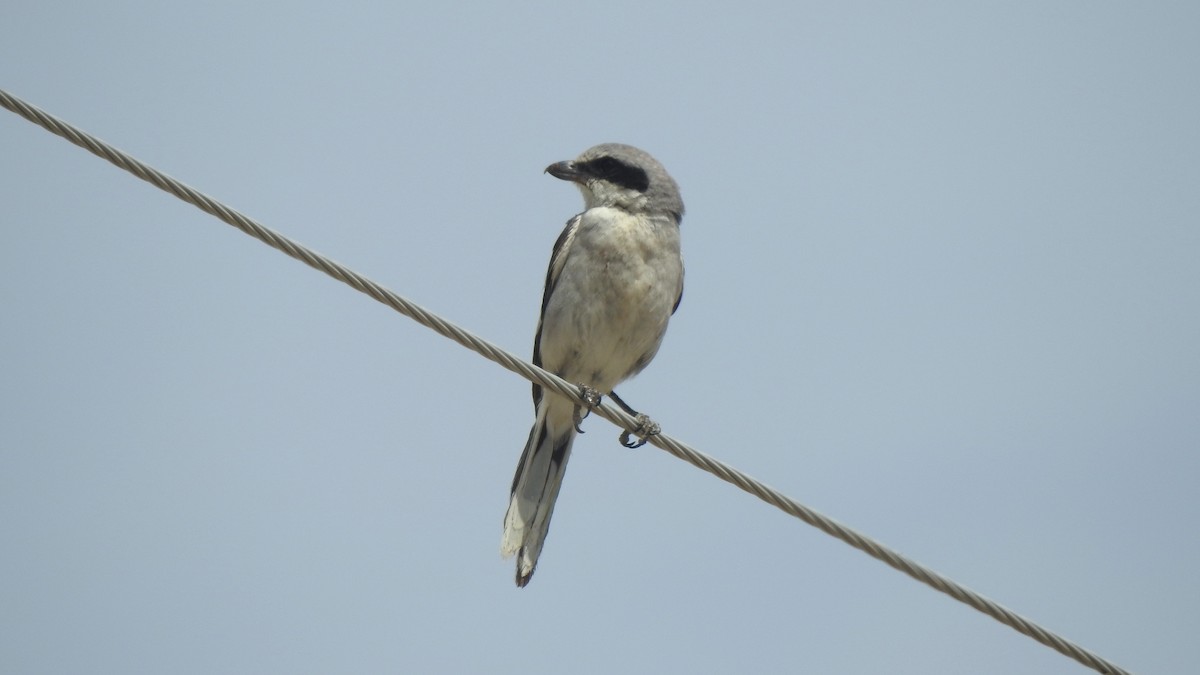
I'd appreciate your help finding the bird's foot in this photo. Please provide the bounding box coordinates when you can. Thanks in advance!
[620,413,661,449]
[572,384,603,433]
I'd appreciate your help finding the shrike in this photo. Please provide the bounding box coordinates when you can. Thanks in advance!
[500,143,685,587]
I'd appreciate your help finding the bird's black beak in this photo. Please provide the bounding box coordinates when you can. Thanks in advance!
[545,160,584,183]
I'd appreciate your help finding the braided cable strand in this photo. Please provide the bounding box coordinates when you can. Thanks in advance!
[1,88,1131,675]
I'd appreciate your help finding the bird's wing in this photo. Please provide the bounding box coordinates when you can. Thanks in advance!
[672,263,684,315]
[531,213,582,408]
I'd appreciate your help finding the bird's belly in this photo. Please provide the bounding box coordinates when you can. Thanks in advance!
[539,259,674,393]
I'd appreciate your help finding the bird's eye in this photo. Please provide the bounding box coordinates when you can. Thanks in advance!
[591,157,621,175]
[585,156,650,192]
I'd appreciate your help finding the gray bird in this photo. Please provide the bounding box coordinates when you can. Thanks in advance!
[500,143,685,587]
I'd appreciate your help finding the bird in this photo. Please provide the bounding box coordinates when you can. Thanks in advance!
[500,143,685,587]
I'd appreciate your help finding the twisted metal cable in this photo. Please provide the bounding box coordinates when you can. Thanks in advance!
[1,88,1132,675]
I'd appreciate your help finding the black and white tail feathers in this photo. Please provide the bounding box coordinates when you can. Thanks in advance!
[500,398,576,587]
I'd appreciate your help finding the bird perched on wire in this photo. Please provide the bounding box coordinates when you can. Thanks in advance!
[500,143,685,587]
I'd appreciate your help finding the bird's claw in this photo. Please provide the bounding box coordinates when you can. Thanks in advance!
[620,413,661,449]
[572,384,603,433]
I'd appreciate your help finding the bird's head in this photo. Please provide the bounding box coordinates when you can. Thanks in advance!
[546,143,684,223]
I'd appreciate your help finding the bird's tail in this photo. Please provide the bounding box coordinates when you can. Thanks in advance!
[501,399,576,587]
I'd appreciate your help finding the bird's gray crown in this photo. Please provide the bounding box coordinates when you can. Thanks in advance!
[548,143,684,223]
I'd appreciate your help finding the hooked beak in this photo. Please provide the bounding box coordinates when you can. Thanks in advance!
[545,160,585,183]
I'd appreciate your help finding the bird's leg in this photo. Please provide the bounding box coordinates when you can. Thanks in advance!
[608,390,661,449]
[572,384,603,433]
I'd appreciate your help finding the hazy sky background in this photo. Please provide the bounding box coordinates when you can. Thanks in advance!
[3,3,1197,673]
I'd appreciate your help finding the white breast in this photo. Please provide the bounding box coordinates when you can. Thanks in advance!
[537,207,683,393]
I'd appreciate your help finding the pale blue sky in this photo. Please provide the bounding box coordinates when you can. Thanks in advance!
[3,2,1197,673]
